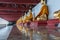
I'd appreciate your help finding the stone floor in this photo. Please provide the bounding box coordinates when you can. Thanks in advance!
[8,26,30,40]
[8,26,23,40]
[7,26,46,40]
[8,26,40,40]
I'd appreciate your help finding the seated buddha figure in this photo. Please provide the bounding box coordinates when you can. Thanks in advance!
[23,13,29,23]
[36,0,49,21]
[16,17,22,26]
[23,10,33,37]
[54,10,60,19]
[24,10,33,23]
[54,10,60,32]
[27,10,33,20]
[16,17,23,32]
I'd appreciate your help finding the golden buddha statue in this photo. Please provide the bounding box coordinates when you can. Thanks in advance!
[23,9,33,23]
[16,16,24,32]
[16,17,22,27]
[23,10,33,39]
[27,10,33,20]
[23,13,29,23]
[54,10,60,19]
[36,0,49,21]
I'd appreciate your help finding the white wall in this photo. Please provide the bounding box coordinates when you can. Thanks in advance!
[0,18,13,40]
[0,26,13,40]
[0,18,9,24]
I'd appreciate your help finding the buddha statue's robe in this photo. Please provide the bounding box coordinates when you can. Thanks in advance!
[16,17,23,26]
[16,17,23,32]
[28,10,33,20]
[22,14,28,23]
[24,10,33,23]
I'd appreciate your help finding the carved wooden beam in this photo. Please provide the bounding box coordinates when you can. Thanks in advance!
[0,0,39,21]
[0,7,28,11]
[0,14,21,21]
[0,12,23,15]
[0,2,36,15]
[0,0,39,4]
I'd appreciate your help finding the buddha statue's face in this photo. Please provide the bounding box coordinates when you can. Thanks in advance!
[41,0,46,5]
[54,11,60,19]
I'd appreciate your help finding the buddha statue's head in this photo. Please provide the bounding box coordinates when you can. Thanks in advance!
[18,17,23,23]
[28,10,33,18]
[23,13,29,23]
[41,0,47,5]
[23,14,26,23]
[54,10,60,19]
